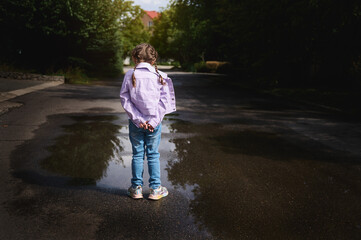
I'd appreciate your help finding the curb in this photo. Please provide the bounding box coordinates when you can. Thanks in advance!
[0,71,64,82]
[0,81,63,103]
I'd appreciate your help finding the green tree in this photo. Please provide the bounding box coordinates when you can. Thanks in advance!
[151,1,210,68]
[151,0,361,87]
[150,9,174,60]
[116,1,150,60]
[0,0,151,77]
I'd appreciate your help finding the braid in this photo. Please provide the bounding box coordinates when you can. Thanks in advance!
[132,64,137,87]
[131,43,165,86]
[154,63,166,85]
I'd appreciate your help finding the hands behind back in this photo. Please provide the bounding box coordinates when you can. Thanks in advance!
[139,121,154,132]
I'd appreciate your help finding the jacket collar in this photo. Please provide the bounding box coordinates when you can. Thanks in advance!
[135,62,168,78]
[135,62,156,73]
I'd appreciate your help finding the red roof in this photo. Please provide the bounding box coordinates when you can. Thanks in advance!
[144,10,159,19]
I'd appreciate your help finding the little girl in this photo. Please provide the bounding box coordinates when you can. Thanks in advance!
[120,43,176,200]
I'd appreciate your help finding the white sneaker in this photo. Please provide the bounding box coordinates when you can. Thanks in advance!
[127,185,143,199]
[149,186,168,200]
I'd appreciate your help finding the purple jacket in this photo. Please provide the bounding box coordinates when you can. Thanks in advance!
[120,62,176,128]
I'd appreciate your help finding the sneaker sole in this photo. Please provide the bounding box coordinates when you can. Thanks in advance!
[148,192,168,200]
[128,193,143,199]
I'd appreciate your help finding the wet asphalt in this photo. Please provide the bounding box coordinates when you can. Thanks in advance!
[0,71,361,239]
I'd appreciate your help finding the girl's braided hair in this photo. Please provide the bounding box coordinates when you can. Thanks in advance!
[131,43,165,87]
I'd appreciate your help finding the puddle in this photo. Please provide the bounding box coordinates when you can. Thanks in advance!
[39,115,123,185]
[95,121,179,190]
[30,114,202,199]
[36,114,182,191]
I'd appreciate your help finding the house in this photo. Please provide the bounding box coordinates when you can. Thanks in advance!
[141,10,160,29]
[123,10,160,66]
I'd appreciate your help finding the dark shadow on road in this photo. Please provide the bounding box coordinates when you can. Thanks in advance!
[164,117,361,239]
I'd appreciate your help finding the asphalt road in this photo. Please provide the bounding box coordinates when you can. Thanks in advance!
[1,70,361,239]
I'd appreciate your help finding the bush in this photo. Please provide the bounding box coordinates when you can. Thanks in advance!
[56,67,92,84]
[0,63,37,73]
[194,61,208,72]
[193,61,231,73]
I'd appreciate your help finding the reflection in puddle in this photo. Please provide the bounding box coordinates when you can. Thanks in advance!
[40,115,180,190]
[41,115,123,185]
[96,122,178,190]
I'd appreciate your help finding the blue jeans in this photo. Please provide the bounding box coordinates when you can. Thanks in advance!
[128,120,162,189]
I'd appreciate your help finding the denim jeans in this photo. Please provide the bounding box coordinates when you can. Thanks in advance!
[128,120,162,189]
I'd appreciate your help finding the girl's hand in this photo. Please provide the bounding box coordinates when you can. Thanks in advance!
[140,121,154,132]
[147,124,154,132]
[145,121,154,132]
[139,122,149,129]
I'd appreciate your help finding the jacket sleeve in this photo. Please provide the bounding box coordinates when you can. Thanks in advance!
[119,75,146,127]
[147,76,176,128]
[147,85,168,128]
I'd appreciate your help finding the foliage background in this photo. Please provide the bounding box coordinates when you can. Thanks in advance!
[151,0,361,88]
[1,0,361,88]
[0,0,149,77]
